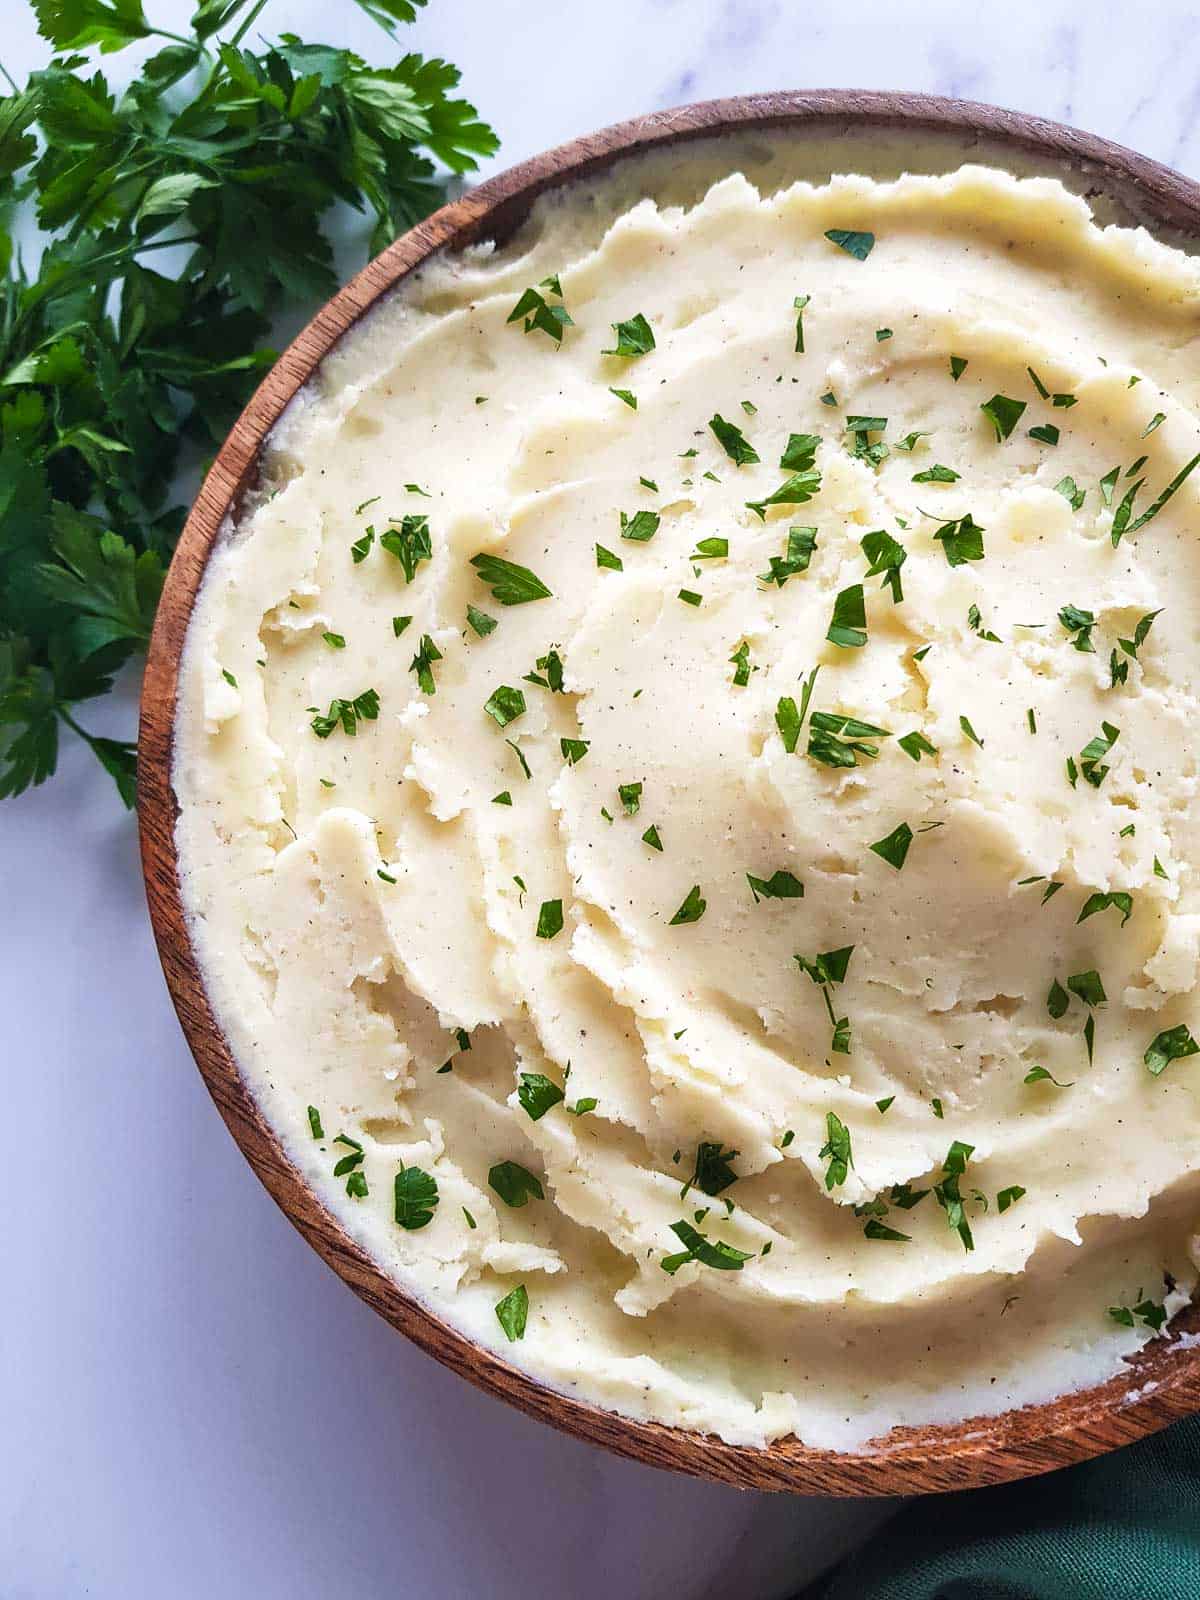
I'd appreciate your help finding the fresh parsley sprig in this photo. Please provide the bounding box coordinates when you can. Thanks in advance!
[1,0,497,805]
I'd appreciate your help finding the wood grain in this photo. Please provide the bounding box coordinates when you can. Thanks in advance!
[138,90,1200,1496]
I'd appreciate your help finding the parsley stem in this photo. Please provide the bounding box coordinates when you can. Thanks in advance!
[0,60,17,94]
[149,27,201,48]
[228,0,272,48]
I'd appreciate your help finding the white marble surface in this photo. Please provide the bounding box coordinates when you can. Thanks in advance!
[6,2,1200,1596]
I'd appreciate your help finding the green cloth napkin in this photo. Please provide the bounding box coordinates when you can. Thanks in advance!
[809,1414,1200,1600]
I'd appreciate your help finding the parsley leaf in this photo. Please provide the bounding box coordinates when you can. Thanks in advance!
[603,313,655,356]
[980,394,1027,441]
[709,413,759,465]
[470,552,552,605]
[517,1072,564,1121]
[861,530,906,602]
[488,1161,544,1207]
[394,1162,439,1230]
[380,515,432,581]
[507,278,572,343]
[535,899,564,939]
[869,821,913,870]
[619,510,660,542]
[747,869,804,901]
[669,885,706,926]
[660,1219,753,1274]
[933,514,985,567]
[826,584,867,648]
[1145,1024,1199,1077]
[818,1112,853,1188]
[494,1284,528,1341]
[824,228,875,259]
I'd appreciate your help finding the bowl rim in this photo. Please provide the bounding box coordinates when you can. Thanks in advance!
[138,87,1200,1496]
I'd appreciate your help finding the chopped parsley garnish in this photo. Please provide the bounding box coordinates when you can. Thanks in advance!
[1068,970,1107,1007]
[959,714,984,748]
[410,634,442,695]
[560,738,589,765]
[933,514,985,566]
[861,530,906,602]
[508,276,572,343]
[864,1219,911,1242]
[1115,609,1161,674]
[1027,366,1050,399]
[1024,1065,1074,1088]
[351,527,375,563]
[508,739,532,779]
[1099,466,1120,505]
[642,824,663,851]
[997,1185,1026,1213]
[1029,423,1060,445]
[745,451,822,519]
[660,1219,753,1274]
[517,1073,565,1121]
[934,1140,976,1252]
[949,355,968,381]
[1111,452,1200,547]
[495,1284,529,1341]
[1108,1298,1167,1333]
[393,1162,439,1230]
[463,1207,477,1229]
[492,791,512,806]
[596,543,623,571]
[1078,891,1133,927]
[747,869,804,902]
[380,515,432,582]
[678,588,702,607]
[618,781,642,815]
[1078,721,1119,787]
[669,885,707,926]
[620,510,660,542]
[484,685,526,727]
[876,327,893,341]
[322,631,345,650]
[1142,412,1166,437]
[808,711,890,768]
[310,688,380,739]
[846,414,889,469]
[967,604,1001,643]
[1145,1024,1199,1077]
[870,822,914,871]
[793,293,810,353]
[377,868,397,885]
[523,649,564,692]
[709,413,760,465]
[876,1096,895,1114]
[392,615,412,637]
[1054,476,1085,511]
[536,899,564,940]
[1047,979,1069,1019]
[693,537,729,559]
[603,313,655,356]
[980,394,1027,441]
[819,1112,853,1189]
[488,1161,544,1208]
[826,584,867,649]
[895,431,931,452]
[781,431,822,470]
[898,730,937,762]
[1052,393,1077,409]
[682,1142,739,1200]
[796,945,855,987]
[467,605,497,638]
[307,1106,324,1139]
[470,552,553,605]
[760,526,817,586]
[912,464,960,484]
[1058,604,1096,652]
[776,696,802,753]
[729,639,755,685]
[567,1098,598,1117]
[824,228,875,259]
[610,387,637,409]
[820,390,838,407]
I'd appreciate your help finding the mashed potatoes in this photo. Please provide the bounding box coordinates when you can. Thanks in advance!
[174,164,1200,1450]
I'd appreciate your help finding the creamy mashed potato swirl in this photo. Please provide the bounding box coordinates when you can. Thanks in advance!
[176,165,1200,1449]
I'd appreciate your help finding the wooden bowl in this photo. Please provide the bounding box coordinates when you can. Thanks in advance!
[138,89,1200,1496]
